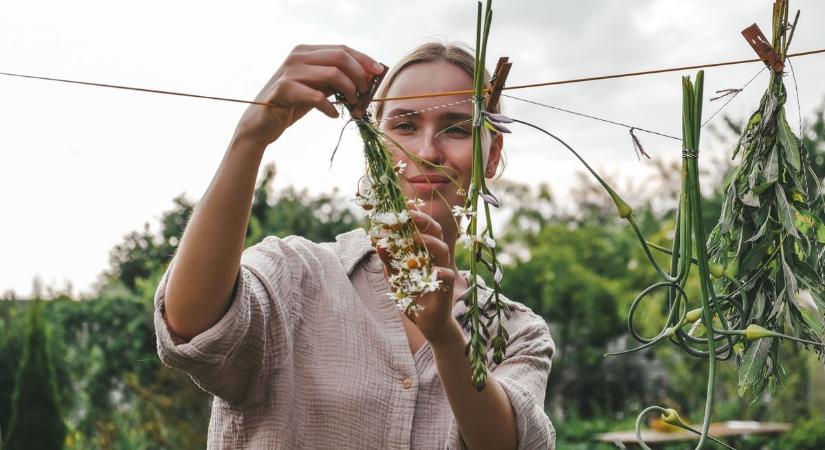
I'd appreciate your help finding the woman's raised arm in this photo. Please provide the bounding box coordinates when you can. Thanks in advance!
[163,45,383,339]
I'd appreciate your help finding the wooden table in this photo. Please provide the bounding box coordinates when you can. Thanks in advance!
[595,421,791,447]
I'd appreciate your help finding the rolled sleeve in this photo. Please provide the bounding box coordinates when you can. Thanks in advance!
[495,319,556,450]
[497,374,556,450]
[155,265,251,367]
[447,315,556,450]
[153,235,317,405]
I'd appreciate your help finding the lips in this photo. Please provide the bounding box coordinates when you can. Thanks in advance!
[407,174,450,184]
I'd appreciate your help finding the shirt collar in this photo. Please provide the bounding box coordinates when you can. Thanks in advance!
[335,228,376,276]
[334,228,492,319]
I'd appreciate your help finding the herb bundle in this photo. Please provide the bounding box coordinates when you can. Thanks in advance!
[458,0,514,392]
[340,102,444,314]
[706,0,825,400]
[340,0,513,392]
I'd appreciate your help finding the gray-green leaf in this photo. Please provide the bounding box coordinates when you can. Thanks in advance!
[763,144,779,184]
[778,114,801,172]
[738,337,771,397]
[775,185,801,238]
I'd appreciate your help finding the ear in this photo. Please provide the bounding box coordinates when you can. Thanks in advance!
[484,133,504,178]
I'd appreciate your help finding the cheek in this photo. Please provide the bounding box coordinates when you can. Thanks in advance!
[453,152,475,184]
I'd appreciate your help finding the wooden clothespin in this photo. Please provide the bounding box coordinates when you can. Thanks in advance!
[741,24,784,72]
[486,56,512,111]
[351,63,389,120]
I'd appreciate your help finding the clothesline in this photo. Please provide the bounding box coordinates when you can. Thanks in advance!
[1,48,823,107]
[0,48,818,146]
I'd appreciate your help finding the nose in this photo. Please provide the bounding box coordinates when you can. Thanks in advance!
[414,125,444,166]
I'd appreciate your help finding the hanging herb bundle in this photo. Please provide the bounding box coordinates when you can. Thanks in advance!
[339,2,512,391]
[458,0,515,391]
[339,97,444,315]
[707,0,825,400]
[454,0,823,445]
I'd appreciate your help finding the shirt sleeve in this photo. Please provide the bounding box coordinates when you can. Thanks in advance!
[494,318,556,450]
[447,314,556,450]
[153,235,322,406]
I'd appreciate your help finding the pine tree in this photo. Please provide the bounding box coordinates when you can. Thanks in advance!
[4,301,65,450]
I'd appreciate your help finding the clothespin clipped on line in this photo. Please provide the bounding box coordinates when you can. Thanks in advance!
[351,63,389,120]
[741,24,784,72]
[486,56,512,111]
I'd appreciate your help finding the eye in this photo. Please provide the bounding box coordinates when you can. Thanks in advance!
[444,125,471,136]
[440,120,472,138]
[391,122,416,133]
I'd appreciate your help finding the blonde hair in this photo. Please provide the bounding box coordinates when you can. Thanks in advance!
[374,41,505,177]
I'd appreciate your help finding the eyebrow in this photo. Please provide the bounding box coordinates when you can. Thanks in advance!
[382,108,473,122]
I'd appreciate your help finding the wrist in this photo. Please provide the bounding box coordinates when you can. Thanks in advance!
[229,128,271,159]
[428,317,466,352]
[232,110,286,150]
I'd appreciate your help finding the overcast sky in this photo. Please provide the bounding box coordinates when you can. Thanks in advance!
[2,0,824,297]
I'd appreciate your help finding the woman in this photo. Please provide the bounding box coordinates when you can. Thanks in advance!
[154,42,556,450]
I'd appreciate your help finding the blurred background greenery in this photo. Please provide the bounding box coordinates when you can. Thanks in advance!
[1,106,824,449]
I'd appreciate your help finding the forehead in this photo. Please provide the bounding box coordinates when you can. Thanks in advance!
[381,61,474,118]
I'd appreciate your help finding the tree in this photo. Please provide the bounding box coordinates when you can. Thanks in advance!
[801,103,825,181]
[106,194,193,292]
[246,163,364,246]
[50,162,367,448]
[105,162,364,297]
[4,301,65,450]
[0,303,23,442]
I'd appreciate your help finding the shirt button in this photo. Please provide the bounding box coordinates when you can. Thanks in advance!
[401,378,413,389]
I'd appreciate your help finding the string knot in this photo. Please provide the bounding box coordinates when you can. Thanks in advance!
[682,148,699,159]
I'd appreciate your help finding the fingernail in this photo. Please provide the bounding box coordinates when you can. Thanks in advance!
[373,62,385,74]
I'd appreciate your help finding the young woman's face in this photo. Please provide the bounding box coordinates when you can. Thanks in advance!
[379,61,500,229]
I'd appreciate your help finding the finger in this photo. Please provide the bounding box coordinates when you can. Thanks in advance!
[291,64,360,105]
[415,234,450,269]
[340,45,386,76]
[298,48,374,94]
[302,44,385,76]
[433,266,457,295]
[272,80,339,118]
[409,209,443,240]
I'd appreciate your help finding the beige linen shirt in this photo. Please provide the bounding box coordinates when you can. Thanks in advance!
[154,229,556,449]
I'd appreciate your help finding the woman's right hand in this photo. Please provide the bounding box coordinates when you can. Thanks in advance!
[234,44,385,146]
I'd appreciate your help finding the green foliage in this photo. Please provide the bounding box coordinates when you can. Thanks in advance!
[776,414,825,450]
[0,304,24,438]
[801,104,825,180]
[2,163,364,449]
[553,416,625,450]
[490,180,668,417]
[246,163,364,246]
[4,302,66,450]
[107,195,193,291]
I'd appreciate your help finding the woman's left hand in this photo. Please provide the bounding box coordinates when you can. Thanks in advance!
[377,209,459,344]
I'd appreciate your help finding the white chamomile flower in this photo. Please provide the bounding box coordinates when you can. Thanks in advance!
[421,269,441,293]
[394,160,407,174]
[372,211,408,228]
[451,205,477,219]
[394,295,414,312]
[458,233,475,250]
[352,195,376,212]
